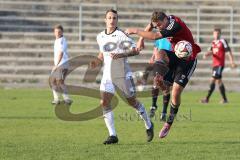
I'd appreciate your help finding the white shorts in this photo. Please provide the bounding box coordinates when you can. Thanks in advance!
[51,67,68,80]
[100,77,136,98]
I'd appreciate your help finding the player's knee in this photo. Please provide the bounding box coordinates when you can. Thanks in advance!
[127,97,137,107]
[100,99,109,107]
[216,79,222,85]
[163,87,170,95]
[153,61,169,76]
[56,80,62,86]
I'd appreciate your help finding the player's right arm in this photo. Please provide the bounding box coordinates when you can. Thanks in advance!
[89,52,103,69]
[90,33,105,69]
[203,51,213,59]
[137,23,154,50]
[203,46,213,59]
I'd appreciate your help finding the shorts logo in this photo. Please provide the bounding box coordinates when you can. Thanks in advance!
[181,75,186,80]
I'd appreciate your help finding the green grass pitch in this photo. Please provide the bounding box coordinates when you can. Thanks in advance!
[0,88,240,160]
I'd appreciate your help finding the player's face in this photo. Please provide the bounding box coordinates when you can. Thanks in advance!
[213,31,220,40]
[152,17,168,30]
[105,12,118,29]
[54,28,63,39]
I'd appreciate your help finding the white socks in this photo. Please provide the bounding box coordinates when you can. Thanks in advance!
[60,84,70,101]
[102,104,151,137]
[52,89,60,101]
[103,110,116,136]
[52,84,71,101]
[136,103,152,129]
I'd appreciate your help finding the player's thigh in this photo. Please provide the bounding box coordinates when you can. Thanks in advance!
[114,77,136,99]
[126,96,138,107]
[174,59,197,88]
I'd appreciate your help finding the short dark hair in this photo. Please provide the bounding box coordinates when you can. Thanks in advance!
[214,28,221,34]
[105,9,118,17]
[54,24,63,32]
[151,11,167,22]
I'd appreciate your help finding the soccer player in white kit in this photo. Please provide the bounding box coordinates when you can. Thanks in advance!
[90,9,154,144]
[51,25,72,105]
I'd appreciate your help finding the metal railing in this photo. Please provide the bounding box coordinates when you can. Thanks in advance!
[79,3,235,45]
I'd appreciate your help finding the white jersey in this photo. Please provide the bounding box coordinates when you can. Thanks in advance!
[54,36,69,68]
[97,28,136,82]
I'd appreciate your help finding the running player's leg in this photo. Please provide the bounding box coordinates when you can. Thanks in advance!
[215,67,228,103]
[159,59,197,138]
[201,66,222,103]
[118,77,154,142]
[161,87,171,121]
[100,81,118,144]
[57,68,72,105]
[152,50,169,90]
[141,65,154,85]
[150,49,170,116]
[151,50,173,118]
[217,79,228,103]
[149,87,159,117]
[201,77,216,103]
[127,96,154,142]
[51,78,61,104]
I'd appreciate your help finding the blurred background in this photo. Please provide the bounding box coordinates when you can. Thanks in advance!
[0,0,240,91]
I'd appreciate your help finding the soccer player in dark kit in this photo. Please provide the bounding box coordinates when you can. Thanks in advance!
[125,11,201,138]
[201,28,237,104]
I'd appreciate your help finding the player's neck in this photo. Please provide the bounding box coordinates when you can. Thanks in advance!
[56,35,63,39]
[106,27,117,34]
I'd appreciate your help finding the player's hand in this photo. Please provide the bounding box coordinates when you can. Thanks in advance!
[52,66,57,73]
[110,53,121,59]
[125,28,138,35]
[203,54,207,59]
[231,63,237,68]
[137,38,145,50]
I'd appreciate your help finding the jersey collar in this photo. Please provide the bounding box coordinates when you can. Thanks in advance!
[105,27,118,35]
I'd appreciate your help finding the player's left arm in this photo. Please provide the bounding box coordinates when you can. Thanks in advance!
[125,20,181,40]
[111,34,140,59]
[227,50,237,68]
[125,28,162,40]
[223,39,237,68]
[111,47,139,59]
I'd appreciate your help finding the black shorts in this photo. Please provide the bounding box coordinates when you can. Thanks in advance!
[163,69,174,86]
[165,50,197,88]
[212,66,224,79]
